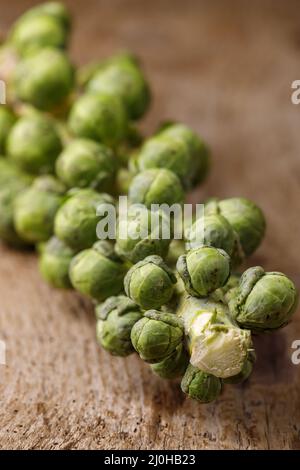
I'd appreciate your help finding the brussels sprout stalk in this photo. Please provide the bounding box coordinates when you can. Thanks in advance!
[177,295,252,379]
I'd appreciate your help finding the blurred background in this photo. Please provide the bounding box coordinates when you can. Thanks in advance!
[1,0,300,276]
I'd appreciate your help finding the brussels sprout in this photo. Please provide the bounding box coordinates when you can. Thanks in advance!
[7,112,62,174]
[77,52,140,88]
[115,204,171,263]
[55,138,117,191]
[124,255,177,310]
[138,123,210,190]
[186,214,239,260]
[16,2,71,31]
[223,350,256,384]
[205,197,266,257]
[68,93,128,147]
[69,241,127,301]
[0,178,32,247]
[129,168,184,208]
[177,295,252,378]
[150,343,189,379]
[54,188,115,251]
[38,236,76,288]
[0,107,16,154]
[181,364,222,403]
[229,266,299,332]
[95,295,142,356]
[14,175,65,243]
[137,135,191,187]
[86,59,150,120]
[130,310,184,363]
[158,123,210,187]
[9,14,68,57]
[177,246,231,297]
[13,48,74,111]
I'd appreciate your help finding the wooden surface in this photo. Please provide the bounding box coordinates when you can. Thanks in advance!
[1,0,300,450]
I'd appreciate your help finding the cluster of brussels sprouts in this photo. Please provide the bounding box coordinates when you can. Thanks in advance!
[0,3,298,404]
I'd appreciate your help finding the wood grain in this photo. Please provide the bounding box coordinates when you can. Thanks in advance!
[1,0,300,450]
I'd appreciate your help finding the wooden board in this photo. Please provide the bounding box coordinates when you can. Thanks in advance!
[0,0,300,450]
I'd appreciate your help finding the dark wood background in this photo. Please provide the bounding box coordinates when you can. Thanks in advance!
[0,0,300,450]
